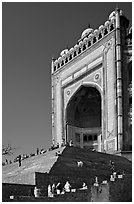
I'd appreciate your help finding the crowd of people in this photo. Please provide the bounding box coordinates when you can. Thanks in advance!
[45,161,125,198]
[2,138,67,167]
[34,180,88,198]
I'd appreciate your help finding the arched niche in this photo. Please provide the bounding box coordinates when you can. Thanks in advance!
[65,85,102,150]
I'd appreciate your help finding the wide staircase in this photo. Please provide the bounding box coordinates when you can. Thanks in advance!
[2,146,132,202]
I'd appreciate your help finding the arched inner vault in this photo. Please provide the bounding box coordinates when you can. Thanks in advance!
[66,86,102,150]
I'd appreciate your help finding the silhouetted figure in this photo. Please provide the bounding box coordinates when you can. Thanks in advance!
[34,186,40,197]
[30,153,35,157]
[56,182,62,194]
[37,148,39,155]
[48,184,53,197]
[2,162,5,166]
[52,139,55,146]
[18,155,21,167]
[82,182,87,189]
[6,159,8,165]
[64,181,71,192]
[109,160,115,173]
[61,138,65,147]
[52,183,56,195]
[69,139,73,146]
[55,151,61,156]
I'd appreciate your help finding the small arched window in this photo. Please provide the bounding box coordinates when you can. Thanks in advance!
[83,44,86,51]
[104,28,108,35]
[94,135,97,141]
[73,51,76,57]
[88,40,91,47]
[54,66,56,71]
[78,47,81,54]
[69,54,72,60]
[93,37,97,43]
[98,33,102,40]
[65,58,68,63]
[61,60,64,66]
[88,135,92,141]
[110,24,114,31]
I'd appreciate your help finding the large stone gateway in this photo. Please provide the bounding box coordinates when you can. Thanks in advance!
[51,9,132,155]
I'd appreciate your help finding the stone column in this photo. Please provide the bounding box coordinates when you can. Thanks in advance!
[115,9,123,151]
[51,59,55,143]
[101,91,104,152]
[55,77,62,146]
[80,132,83,148]
[103,38,117,153]
[98,134,102,152]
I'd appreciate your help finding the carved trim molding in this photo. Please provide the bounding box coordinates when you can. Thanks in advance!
[103,39,113,54]
[53,19,115,73]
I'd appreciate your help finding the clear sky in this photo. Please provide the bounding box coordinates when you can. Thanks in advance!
[2,2,132,158]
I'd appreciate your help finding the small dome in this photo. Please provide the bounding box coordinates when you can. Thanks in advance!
[99,25,104,30]
[105,21,110,26]
[69,47,74,52]
[109,11,115,20]
[81,28,94,38]
[94,29,98,34]
[58,56,62,61]
[74,44,79,49]
[54,59,58,64]
[60,49,68,57]
[89,33,94,38]
[83,37,88,43]
[79,41,83,46]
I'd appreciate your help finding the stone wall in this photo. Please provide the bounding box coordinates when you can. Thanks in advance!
[2,183,35,201]
[91,183,110,202]
[35,172,49,196]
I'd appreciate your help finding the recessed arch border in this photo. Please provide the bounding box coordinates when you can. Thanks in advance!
[63,81,104,148]
[65,81,103,111]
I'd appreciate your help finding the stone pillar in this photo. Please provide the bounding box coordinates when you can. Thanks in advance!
[51,59,55,143]
[98,134,102,152]
[103,38,117,153]
[80,133,83,148]
[115,9,123,151]
[101,93,104,152]
[55,77,62,146]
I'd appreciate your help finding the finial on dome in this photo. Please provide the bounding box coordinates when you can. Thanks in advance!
[60,49,69,57]
[81,26,94,38]
[109,11,116,20]
[52,56,55,61]
[115,4,119,11]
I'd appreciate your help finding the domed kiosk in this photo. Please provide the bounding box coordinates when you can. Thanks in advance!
[81,28,94,38]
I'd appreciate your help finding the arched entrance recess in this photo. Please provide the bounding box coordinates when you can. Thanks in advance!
[66,85,102,151]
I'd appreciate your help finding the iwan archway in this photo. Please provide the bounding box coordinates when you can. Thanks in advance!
[66,85,102,151]
[51,9,132,156]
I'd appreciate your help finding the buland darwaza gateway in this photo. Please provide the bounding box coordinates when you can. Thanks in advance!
[51,9,132,156]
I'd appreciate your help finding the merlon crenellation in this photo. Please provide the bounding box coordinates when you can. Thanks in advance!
[53,10,120,73]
